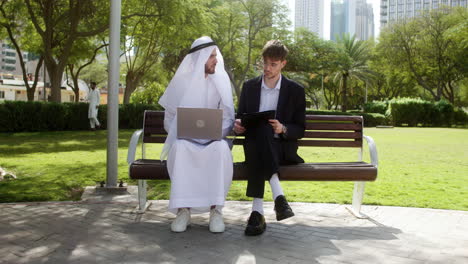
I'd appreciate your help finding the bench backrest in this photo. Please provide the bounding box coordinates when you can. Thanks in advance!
[142,111,363,148]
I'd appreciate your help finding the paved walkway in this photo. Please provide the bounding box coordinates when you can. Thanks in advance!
[0,194,467,264]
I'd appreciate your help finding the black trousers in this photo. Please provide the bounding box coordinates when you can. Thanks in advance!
[243,123,281,198]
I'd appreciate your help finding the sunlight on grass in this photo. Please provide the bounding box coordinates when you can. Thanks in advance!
[0,128,467,210]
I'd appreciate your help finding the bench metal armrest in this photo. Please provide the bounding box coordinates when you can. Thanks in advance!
[127,129,143,164]
[363,135,378,168]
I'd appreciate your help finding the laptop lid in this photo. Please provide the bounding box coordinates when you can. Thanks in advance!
[177,107,223,140]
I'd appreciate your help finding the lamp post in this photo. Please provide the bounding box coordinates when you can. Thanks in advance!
[106,0,121,188]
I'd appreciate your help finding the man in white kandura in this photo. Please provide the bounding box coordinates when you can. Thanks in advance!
[87,81,101,131]
[158,36,235,233]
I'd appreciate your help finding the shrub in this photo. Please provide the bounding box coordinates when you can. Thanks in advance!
[454,108,468,126]
[363,101,388,115]
[387,98,456,127]
[64,102,90,130]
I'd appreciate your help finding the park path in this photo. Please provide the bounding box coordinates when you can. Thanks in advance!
[0,189,467,264]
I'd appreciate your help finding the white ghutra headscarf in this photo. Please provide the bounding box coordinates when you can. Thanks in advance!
[158,36,235,159]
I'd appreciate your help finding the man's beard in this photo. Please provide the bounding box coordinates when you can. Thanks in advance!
[205,65,215,74]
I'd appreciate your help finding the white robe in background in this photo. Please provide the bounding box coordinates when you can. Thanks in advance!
[164,78,233,214]
[87,89,100,119]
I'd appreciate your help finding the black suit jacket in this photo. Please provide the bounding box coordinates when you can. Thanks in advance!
[237,75,305,164]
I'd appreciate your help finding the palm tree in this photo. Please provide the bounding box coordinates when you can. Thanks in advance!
[333,34,376,112]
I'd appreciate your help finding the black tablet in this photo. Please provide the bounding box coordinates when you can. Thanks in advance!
[240,110,276,128]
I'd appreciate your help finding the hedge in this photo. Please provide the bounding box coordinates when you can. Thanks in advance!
[363,101,388,115]
[1,100,466,132]
[0,101,162,132]
[386,98,460,127]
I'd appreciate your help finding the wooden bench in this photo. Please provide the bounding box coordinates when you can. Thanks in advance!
[127,111,378,218]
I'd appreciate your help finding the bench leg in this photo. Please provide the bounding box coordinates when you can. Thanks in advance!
[136,180,151,214]
[346,181,368,219]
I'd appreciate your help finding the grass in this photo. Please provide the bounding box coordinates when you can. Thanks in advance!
[0,128,467,211]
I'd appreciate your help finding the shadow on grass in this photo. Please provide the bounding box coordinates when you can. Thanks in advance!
[0,130,135,156]
[0,161,127,203]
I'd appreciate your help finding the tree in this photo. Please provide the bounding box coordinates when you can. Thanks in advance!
[212,0,289,97]
[24,0,109,102]
[377,7,467,104]
[285,28,343,109]
[368,50,418,101]
[0,0,43,101]
[66,40,107,102]
[333,34,375,112]
[121,0,213,103]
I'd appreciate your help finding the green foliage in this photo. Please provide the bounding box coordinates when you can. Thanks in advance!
[454,108,468,125]
[387,98,461,127]
[333,34,377,112]
[121,0,214,103]
[211,0,290,97]
[0,101,162,132]
[119,103,162,129]
[130,82,165,105]
[376,7,467,105]
[285,29,344,109]
[363,100,388,115]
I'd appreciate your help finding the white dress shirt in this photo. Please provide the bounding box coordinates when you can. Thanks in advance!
[259,74,282,112]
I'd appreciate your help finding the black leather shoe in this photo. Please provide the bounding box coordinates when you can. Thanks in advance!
[274,195,295,221]
[244,211,266,236]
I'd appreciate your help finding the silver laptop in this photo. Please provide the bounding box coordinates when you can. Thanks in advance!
[177,107,223,140]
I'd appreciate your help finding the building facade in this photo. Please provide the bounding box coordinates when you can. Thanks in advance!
[295,0,326,38]
[381,0,468,26]
[356,0,375,40]
[331,0,349,40]
[330,0,373,40]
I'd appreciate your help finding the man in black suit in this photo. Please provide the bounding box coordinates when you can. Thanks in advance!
[233,40,305,236]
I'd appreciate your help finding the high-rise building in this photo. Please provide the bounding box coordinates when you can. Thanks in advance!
[0,42,24,77]
[381,0,468,27]
[295,0,325,38]
[331,0,348,41]
[356,0,375,40]
[330,0,373,40]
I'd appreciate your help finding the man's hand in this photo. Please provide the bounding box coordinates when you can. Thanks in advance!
[233,119,246,134]
[269,119,284,134]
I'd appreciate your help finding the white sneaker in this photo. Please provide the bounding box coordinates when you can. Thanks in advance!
[171,208,190,232]
[209,208,225,233]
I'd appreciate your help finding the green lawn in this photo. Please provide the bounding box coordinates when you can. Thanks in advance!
[0,128,467,210]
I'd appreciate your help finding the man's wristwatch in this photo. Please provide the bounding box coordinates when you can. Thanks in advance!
[281,124,287,135]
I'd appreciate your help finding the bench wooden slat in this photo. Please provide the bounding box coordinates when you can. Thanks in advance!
[143,127,167,134]
[304,131,362,139]
[306,115,363,122]
[231,139,362,147]
[144,119,165,126]
[145,112,164,118]
[129,160,377,181]
[306,123,362,131]
[143,136,167,143]
[299,140,362,147]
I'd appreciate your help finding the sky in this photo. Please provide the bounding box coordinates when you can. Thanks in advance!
[283,0,381,39]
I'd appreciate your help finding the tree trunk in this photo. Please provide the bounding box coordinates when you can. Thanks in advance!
[45,60,65,102]
[124,71,142,104]
[341,74,348,112]
[26,87,36,101]
[73,78,80,102]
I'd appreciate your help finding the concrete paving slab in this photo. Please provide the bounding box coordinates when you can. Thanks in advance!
[0,200,466,264]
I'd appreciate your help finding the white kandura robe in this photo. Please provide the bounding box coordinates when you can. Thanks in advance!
[87,89,100,119]
[164,79,233,214]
